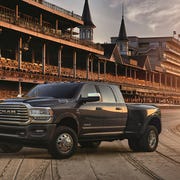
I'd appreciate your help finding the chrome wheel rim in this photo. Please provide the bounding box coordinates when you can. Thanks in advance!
[56,133,73,153]
[148,130,157,149]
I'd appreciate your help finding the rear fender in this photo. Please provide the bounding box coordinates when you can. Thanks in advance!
[140,114,161,135]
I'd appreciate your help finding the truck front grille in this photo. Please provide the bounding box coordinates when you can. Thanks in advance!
[0,103,29,124]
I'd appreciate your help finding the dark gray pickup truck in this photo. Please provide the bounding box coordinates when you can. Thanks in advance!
[0,82,161,158]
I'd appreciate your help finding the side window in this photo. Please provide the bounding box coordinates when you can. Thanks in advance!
[98,85,116,103]
[112,86,125,103]
[81,84,97,98]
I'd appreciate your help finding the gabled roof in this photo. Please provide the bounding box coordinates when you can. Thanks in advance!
[96,43,152,71]
[102,44,116,59]
[121,55,152,70]
[82,0,96,28]
[101,44,123,63]
[118,16,128,41]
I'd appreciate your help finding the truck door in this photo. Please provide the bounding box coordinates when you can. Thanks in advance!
[96,85,127,133]
[78,84,105,136]
[111,85,128,129]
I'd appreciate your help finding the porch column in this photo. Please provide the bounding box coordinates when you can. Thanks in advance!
[149,73,151,82]
[129,68,132,78]
[58,46,63,77]
[145,71,148,85]
[32,50,35,63]
[165,74,167,89]
[18,81,22,96]
[18,37,22,70]
[104,61,107,79]
[16,5,19,21]
[73,50,76,78]
[70,28,74,37]
[86,54,90,80]
[115,63,118,77]
[55,19,59,32]
[40,14,43,26]
[134,70,137,79]
[91,59,94,73]
[175,76,178,90]
[98,61,101,80]
[125,67,128,77]
[159,73,162,87]
[170,75,173,89]
[42,43,46,74]
[145,71,148,82]
[152,72,155,84]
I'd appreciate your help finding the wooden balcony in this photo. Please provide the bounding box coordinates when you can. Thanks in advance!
[1,57,180,95]
[0,5,103,54]
[30,0,82,21]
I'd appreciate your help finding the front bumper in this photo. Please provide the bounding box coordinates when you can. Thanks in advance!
[0,124,56,148]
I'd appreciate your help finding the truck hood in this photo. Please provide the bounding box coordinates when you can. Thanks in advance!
[3,97,70,107]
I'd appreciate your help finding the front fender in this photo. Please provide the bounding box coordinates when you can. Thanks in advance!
[55,112,78,123]
[53,111,80,134]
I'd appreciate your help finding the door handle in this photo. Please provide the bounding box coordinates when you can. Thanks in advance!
[116,107,122,110]
[96,107,102,110]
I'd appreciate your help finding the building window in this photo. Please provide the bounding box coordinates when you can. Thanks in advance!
[120,44,123,51]
[86,30,90,39]
[82,31,85,39]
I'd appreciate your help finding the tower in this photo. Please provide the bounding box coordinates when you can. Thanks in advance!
[116,5,129,55]
[80,0,96,41]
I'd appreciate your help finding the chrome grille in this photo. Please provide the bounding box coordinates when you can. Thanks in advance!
[0,103,29,124]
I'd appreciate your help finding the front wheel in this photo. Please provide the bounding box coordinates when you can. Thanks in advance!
[49,126,78,159]
[0,143,23,153]
[139,125,159,152]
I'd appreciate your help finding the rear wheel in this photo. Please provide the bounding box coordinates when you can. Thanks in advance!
[49,126,78,159]
[79,141,101,148]
[139,125,158,152]
[0,143,23,153]
[128,125,159,152]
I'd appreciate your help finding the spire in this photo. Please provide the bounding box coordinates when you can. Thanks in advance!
[82,0,96,28]
[118,4,128,41]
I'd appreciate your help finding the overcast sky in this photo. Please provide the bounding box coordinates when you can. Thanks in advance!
[47,0,180,43]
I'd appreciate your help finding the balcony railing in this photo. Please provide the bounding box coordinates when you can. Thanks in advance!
[0,6,103,51]
[1,57,180,94]
[31,0,82,20]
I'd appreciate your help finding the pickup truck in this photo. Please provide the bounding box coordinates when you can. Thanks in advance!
[0,82,161,158]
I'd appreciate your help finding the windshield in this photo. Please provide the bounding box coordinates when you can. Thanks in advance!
[27,83,81,99]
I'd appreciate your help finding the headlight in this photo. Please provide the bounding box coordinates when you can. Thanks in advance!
[29,108,53,122]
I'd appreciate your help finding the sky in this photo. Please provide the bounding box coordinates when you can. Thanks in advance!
[47,0,180,43]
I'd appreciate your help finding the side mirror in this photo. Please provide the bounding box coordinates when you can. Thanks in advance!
[79,93,101,104]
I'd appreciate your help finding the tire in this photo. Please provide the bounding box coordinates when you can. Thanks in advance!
[79,141,101,148]
[139,125,159,152]
[0,143,23,153]
[49,126,78,159]
[128,138,141,152]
